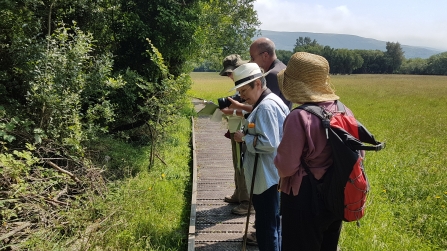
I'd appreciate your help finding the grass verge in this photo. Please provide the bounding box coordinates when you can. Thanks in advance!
[19,115,193,251]
[89,116,193,250]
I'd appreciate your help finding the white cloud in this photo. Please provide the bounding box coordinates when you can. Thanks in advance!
[255,2,375,37]
[253,0,447,51]
[334,5,349,15]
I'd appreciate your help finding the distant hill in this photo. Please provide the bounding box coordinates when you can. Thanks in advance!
[255,30,444,59]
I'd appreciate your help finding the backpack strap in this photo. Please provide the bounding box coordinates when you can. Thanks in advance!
[297,101,385,152]
[295,103,330,216]
[336,100,346,113]
[295,103,326,120]
[300,156,322,215]
[296,100,344,121]
[296,103,331,139]
[353,141,386,151]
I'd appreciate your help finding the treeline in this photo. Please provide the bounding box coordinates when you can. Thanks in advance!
[276,37,447,75]
[0,0,259,247]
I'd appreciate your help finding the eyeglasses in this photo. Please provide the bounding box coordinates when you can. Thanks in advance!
[250,51,267,61]
[238,85,251,96]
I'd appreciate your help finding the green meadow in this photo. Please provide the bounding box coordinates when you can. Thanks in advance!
[189,72,447,251]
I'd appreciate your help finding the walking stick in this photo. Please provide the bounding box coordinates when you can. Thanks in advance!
[242,150,259,251]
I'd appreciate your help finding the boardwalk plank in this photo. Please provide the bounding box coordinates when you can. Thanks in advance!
[190,101,258,250]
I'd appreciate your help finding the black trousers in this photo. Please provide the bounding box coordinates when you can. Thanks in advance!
[281,175,342,251]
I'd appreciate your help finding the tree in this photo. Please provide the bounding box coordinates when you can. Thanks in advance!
[329,49,363,74]
[353,50,387,74]
[110,0,203,77]
[195,0,259,70]
[321,46,336,70]
[0,1,260,248]
[425,52,447,75]
[276,49,293,65]
[385,41,405,73]
[294,36,318,48]
[399,57,428,75]
[293,36,324,55]
[0,0,47,106]
[1,0,261,138]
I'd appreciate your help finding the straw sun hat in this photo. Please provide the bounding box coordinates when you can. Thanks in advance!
[277,52,339,103]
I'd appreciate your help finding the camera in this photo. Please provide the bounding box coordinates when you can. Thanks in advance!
[217,94,245,109]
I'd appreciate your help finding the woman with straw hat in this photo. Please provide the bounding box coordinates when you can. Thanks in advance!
[232,62,289,251]
[274,52,354,251]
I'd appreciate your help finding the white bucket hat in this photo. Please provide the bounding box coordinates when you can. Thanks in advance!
[229,63,270,91]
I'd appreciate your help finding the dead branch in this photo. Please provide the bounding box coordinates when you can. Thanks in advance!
[0,222,31,242]
[45,198,69,206]
[46,160,81,184]
[67,210,118,250]
[54,185,68,201]
[44,199,59,207]
[155,153,168,166]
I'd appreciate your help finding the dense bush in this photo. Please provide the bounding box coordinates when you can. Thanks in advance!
[0,0,260,247]
[0,22,192,246]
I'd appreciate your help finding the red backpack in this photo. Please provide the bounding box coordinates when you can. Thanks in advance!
[297,101,385,224]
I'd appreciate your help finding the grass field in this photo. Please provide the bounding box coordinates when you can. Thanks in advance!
[189,72,447,251]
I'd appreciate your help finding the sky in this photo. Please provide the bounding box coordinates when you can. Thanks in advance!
[253,0,447,51]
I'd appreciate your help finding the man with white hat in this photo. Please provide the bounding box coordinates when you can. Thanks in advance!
[231,62,290,251]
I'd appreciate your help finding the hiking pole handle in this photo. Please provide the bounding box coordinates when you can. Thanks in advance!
[242,152,259,251]
[353,142,386,151]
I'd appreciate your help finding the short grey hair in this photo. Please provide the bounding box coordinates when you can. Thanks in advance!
[255,39,275,56]
[260,76,267,88]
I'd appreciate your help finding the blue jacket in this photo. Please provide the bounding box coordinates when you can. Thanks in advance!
[243,93,290,194]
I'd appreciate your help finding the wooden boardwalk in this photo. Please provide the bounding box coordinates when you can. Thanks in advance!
[189,99,258,251]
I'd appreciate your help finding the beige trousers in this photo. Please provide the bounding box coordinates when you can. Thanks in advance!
[230,133,249,203]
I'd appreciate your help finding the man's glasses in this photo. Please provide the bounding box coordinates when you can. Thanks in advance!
[250,51,267,61]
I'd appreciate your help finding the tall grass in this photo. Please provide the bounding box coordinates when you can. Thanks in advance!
[187,73,237,102]
[189,72,447,251]
[87,116,193,251]
[25,115,194,251]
